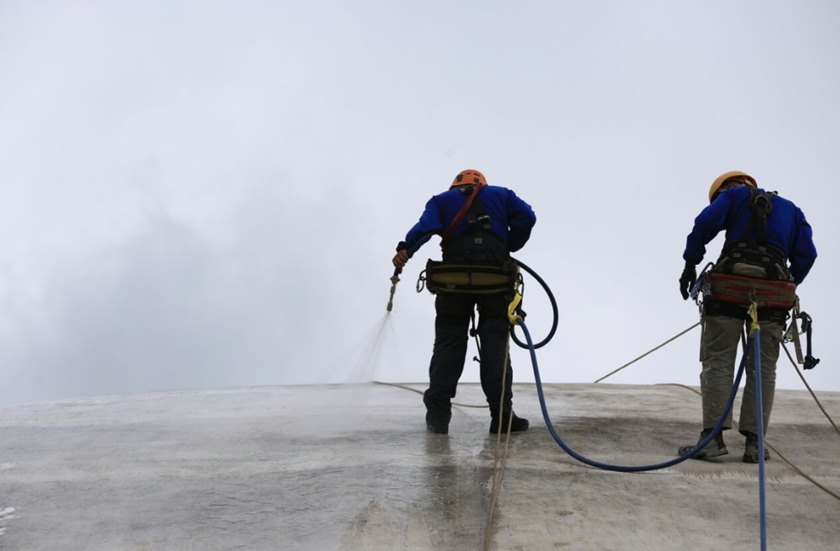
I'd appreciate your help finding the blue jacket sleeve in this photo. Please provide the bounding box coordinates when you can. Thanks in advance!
[789,207,817,285]
[682,194,732,265]
[506,190,536,252]
[396,196,444,257]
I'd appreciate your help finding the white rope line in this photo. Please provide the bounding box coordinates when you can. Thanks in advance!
[593,322,701,383]
[484,338,515,551]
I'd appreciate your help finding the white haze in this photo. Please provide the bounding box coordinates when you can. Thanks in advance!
[1,1,838,405]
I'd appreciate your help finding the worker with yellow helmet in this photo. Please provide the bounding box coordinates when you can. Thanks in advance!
[678,170,817,463]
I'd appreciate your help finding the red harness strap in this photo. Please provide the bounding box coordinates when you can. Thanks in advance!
[440,184,484,248]
[705,272,797,309]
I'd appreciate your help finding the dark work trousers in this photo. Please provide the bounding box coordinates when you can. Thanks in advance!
[423,292,513,423]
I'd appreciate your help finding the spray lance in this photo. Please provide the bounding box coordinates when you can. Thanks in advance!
[386,267,401,312]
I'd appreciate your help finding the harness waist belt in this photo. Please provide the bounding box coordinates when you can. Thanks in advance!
[423,260,518,295]
[705,272,797,309]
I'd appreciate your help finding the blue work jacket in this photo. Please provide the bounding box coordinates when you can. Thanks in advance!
[397,185,536,257]
[683,186,817,284]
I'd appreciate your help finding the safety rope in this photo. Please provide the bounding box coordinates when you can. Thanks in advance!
[372,381,486,408]
[484,337,515,551]
[593,322,700,383]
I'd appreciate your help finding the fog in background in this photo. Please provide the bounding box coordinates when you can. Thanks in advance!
[1,1,838,405]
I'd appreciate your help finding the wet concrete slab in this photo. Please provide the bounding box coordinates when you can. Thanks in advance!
[1,382,838,550]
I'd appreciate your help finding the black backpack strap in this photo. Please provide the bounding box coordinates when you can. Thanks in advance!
[464,195,493,232]
[740,188,776,245]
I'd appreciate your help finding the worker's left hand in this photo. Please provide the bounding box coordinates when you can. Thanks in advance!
[393,249,409,270]
[679,263,696,300]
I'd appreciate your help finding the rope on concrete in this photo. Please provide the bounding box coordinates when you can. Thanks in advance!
[372,381,487,408]
[593,322,700,383]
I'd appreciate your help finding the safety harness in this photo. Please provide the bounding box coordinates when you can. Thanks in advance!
[702,188,797,312]
[419,260,520,295]
[689,188,819,369]
[703,272,797,310]
[417,185,518,295]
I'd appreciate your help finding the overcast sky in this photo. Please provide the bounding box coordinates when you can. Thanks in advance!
[1,1,838,406]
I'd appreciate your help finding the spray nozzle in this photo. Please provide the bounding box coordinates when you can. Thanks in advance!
[386,268,402,312]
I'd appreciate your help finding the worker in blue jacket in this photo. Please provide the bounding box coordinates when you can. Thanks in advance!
[678,170,817,463]
[393,169,536,434]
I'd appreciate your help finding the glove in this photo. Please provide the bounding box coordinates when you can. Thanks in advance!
[679,263,696,300]
[392,249,409,270]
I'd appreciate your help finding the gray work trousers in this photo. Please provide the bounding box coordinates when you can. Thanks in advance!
[699,314,784,435]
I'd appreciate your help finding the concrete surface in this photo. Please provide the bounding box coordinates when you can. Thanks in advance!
[1,382,838,550]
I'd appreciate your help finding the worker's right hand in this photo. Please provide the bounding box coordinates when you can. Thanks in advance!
[393,249,409,270]
[679,263,696,300]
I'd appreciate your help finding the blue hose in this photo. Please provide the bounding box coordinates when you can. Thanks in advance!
[509,258,558,350]
[518,319,749,473]
[752,330,767,551]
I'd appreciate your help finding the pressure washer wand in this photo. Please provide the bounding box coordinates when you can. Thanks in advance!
[386,267,401,312]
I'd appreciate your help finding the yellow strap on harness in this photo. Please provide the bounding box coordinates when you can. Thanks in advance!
[507,292,523,326]
[747,301,761,337]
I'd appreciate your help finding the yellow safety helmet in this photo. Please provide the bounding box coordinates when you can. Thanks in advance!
[451,169,487,188]
[708,170,757,203]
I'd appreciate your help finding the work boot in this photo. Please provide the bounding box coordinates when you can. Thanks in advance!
[677,428,728,460]
[489,410,529,434]
[742,432,770,463]
[426,418,449,434]
[424,391,450,435]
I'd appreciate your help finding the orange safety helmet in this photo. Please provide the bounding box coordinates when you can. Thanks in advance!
[451,169,487,188]
[708,170,757,203]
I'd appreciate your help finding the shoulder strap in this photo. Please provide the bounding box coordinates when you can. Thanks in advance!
[740,188,776,245]
[465,195,493,231]
[440,185,483,248]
